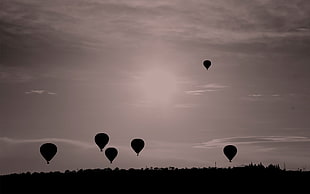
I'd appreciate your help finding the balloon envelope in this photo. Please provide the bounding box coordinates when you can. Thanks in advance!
[131,139,145,156]
[95,133,109,151]
[40,143,57,164]
[203,60,211,70]
[223,145,237,162]
[105,147,118,163]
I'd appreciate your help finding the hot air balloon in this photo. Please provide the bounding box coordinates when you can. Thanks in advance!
[40,143,57,164]
[223,145,237,162]
[105,147,118,163]
[203,60,211,70]
[131,138,145,156]
[95,133,109,151]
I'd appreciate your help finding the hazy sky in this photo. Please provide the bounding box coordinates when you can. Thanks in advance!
[1,0,310,175]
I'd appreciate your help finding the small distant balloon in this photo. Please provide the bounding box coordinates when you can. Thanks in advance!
[40,143,57,164]
[95,133,109,151]
[223,145,237,162]
[105,147,118,163]
[203,60,211,70]
[131,138,145,156]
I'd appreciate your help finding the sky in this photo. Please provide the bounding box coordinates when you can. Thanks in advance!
[1,0,310,175]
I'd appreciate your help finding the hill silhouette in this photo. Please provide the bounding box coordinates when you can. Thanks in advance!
[1,163,309,194]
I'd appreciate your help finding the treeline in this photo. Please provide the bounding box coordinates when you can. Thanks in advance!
[1,164,309,194]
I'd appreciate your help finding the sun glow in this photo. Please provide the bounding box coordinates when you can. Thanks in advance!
[139,69,177,104]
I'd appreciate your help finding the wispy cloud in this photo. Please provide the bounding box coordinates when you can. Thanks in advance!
[185,89,212,96]
[199,83,229,89]
[248,94,263,97]
[244,94,283,101]
[0,70,34,83]
[185,83,228,95]
[0,137,93,149]
[25,90,57,95]
[47,92,57,95]
[25,90,45,95]
[194,136,310,149]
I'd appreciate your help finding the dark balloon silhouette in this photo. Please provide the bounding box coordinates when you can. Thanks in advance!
[131,138,145,156]
[105,147,118,163]
[223,145,237,162]
[40,143,57,164]
[95,133,109,151]
[203,60,211,70]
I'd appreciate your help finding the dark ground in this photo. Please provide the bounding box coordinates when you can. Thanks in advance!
[1,164,309,194]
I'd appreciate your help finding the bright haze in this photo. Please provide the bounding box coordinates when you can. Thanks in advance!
[1,0,310,175]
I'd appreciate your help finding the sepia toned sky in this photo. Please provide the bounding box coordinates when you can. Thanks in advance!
[1,0,310,174]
